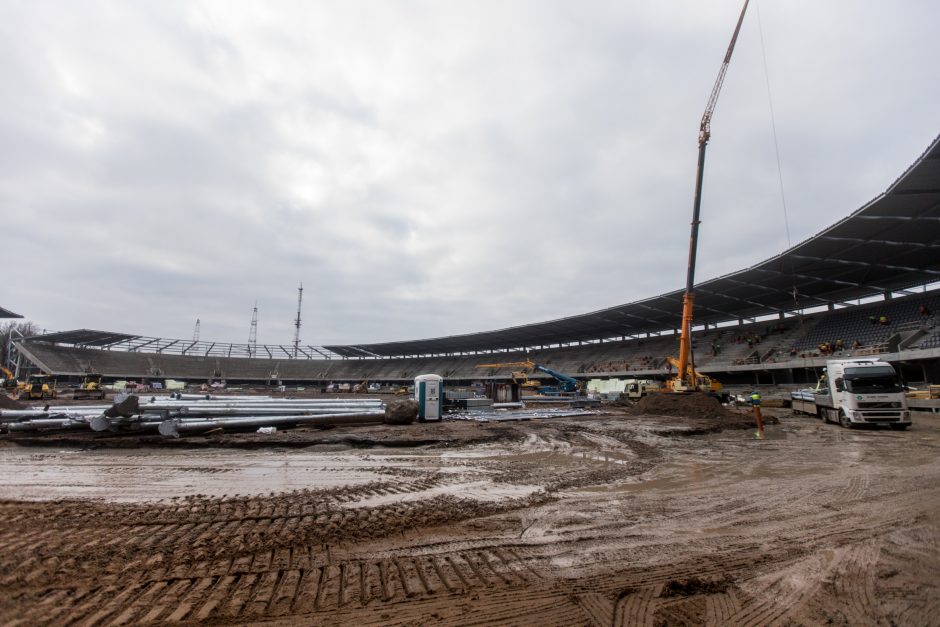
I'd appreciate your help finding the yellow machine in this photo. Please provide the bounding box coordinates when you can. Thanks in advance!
[1,366,18,390]
[474,360,541,389]
[73,374,106,400]
[22,374,57,400]
[664,357,723,395]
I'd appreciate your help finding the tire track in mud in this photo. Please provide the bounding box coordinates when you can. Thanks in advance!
[14,547,535,625]
[2,416,940,625]
[1,478,547,625]
[612,583,661,626]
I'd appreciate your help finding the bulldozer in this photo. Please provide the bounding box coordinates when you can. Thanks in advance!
[73,373,106,401]
[21,374,57,400]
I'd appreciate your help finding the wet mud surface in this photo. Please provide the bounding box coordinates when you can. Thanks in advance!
[1,408,938,625]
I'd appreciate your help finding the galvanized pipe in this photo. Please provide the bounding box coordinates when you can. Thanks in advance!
[5,418,89,432]
[158,411,386,437]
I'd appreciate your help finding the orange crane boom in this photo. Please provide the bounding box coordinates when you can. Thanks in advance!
[672,0,749,393]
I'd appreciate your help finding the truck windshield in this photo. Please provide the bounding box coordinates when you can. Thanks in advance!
[844,366,901,393]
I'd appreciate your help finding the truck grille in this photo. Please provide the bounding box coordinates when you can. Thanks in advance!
[857,402,901,409]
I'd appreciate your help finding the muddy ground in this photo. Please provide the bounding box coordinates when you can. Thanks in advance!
[0,406,938,626]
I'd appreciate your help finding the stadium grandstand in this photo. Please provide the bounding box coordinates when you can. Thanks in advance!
[9,134,940,388]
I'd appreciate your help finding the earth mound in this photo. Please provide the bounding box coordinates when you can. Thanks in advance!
[0,392,26,410]
[629,391,731,419]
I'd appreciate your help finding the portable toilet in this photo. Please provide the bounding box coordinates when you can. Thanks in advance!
[414,374,443,421]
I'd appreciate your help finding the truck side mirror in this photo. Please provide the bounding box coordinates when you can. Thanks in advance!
[834,377,844,392]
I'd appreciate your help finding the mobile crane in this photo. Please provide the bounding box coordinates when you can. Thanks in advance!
[669,0,749,395]
[532,364,582,395]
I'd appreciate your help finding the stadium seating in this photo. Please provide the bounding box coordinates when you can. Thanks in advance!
[18,290,940,383]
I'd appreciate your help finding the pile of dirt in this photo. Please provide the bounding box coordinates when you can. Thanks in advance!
[0,392,26,410]
[628,392,733,419]
[384,398,418,425]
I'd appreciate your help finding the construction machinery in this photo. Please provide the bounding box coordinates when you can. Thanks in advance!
[668,0,749,395]
[1,366,18,390]
[665,357,723,396]
[474,360,541,389]
[533,364,582,395]
[73,374,106,400]
[21,374,57,400]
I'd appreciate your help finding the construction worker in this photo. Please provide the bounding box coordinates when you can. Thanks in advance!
[750,391,764,439]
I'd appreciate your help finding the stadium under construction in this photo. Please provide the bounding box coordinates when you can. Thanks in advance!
[7,134,940,389]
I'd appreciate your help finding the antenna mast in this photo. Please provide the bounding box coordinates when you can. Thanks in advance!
[193,318,201,342]
[248,302,258,357]
[292,283,303,358]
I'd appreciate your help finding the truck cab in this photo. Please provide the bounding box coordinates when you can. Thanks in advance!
[822,359,911,430]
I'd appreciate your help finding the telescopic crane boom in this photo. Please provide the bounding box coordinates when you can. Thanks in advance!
[671,0,749,393]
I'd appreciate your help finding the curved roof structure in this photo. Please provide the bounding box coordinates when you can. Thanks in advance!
[323,134,940,357]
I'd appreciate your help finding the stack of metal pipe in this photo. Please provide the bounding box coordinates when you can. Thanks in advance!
[1,395,387,437]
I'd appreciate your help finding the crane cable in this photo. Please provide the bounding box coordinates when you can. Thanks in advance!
[756,1,801,312]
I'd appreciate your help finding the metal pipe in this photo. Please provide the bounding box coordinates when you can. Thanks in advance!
[5,418,88,432]
[158,411,386,437]
[144,406,382,417]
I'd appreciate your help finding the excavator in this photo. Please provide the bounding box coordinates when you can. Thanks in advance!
[667,0,748,397]
[1,366,18,390]
[474,360,541,389]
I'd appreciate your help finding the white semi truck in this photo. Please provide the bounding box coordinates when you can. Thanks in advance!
[791,358,911,430]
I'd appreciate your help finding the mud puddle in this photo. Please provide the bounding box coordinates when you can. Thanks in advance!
[0,446,410,502]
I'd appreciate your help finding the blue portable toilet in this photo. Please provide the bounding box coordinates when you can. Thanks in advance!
[414,374,443,421]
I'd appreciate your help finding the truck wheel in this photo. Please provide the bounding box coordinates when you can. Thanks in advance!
[889,424,909,431]
[839,411,852,429]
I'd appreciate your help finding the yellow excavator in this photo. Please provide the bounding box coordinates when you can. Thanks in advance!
[1,366,18,391]
[474,360,541,389]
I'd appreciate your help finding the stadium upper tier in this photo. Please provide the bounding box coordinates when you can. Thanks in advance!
[17,134,940,360]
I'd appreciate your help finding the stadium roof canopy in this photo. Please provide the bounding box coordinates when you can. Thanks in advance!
[0,306,23,319]
[31,330,138,346]
[21,328,346,359]
[323,134,940,358]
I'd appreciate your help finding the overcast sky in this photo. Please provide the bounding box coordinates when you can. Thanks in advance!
[2,0,938,347]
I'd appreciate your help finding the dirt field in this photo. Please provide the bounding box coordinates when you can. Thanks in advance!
[1,407,938,626]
